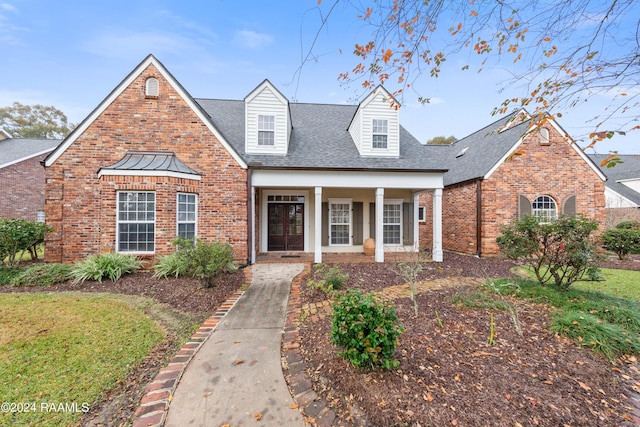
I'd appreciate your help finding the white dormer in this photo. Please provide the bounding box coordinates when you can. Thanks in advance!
[245,80,291,155]
[348,86,400,157]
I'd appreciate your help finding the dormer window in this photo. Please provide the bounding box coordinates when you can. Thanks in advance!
[258,115,275,146]
[372,119,388,149]
[540,127,550,145]
[145,77,159,97]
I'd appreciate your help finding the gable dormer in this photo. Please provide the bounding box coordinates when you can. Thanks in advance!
[245,80,291,155]
[348,86,400,158]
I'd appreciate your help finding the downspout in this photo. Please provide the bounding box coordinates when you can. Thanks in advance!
[476,178,482,258]
[246,168,253,265]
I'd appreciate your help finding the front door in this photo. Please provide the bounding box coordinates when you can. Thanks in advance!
[268,203,304,251]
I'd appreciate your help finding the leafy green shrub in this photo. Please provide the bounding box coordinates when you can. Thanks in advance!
[0,218,52,267]
[548,311,640,360]
[496,214,599,289]
[70,253,142,284]
[330,290,405,370]
[0,267,21,285]
[602,229,640,260]
[615,220,640,230]
[153,238,236,288]
[9,263,72,287]
[306,264,349,297]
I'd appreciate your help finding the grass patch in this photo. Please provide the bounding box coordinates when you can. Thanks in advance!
[450,291,510,311]
[0,293,165,426]
[572,268,640,302]
[490,277,640,359]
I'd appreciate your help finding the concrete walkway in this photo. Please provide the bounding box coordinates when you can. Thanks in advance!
[164,263,306,427]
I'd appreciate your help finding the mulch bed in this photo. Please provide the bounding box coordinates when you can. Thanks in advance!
[297,253,640,426]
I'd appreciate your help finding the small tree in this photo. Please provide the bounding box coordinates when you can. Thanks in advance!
[0,102,75,139]
[0,218,52,267]
[601,229,640,260]
[496,215,599,289]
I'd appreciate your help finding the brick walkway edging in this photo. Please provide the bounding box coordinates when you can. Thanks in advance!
[131,269,252,427]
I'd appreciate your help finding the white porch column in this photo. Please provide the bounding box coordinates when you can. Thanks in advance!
[314,187,323,264]
[432,188,443,262]
[250,185,256,264]
[413,193,420,251]
[375,187,384,262]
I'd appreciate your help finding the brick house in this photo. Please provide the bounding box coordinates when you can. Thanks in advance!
[43,55,447,265]
[588,154,640,228]
[420,111,607,256]
[0,131,61,221]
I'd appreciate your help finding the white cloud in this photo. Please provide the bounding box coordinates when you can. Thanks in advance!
[233,30,273,49]
[0,2,16,12]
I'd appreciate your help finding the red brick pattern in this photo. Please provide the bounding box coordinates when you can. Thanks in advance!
[420,125,605,256]
[45,64,248,263]
[0,153,49,221]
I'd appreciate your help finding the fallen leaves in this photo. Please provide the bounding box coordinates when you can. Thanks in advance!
[253,413,262,420]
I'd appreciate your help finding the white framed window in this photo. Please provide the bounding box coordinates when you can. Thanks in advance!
[329,199,352,246]
[418,206,426,223]
[117,191,155,253]
[372,119,388,149]
[145,77,159,97]
[258,115,275,146]
[532,195,557,222]
[540,127,550,145]
[177,193,197,241]
[383,200,403,245]
[36,210,45,223]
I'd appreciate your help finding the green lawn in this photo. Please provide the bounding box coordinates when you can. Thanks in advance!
[0,293,165,427]
[573,268,640,302]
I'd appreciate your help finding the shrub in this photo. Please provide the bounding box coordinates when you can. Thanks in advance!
[0,218,52,267]
[0,267,21,285]
[153,238,236,288]
[10,263,72,287]
[496,214,599,289]
[306,264,349,297]
[70,253,142,284]
[615,220,640,230]
[601,228,640,260]
[330,290,405,370]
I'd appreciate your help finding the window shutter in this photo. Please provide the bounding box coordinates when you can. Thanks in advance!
[562,195,576,216]
[403,202,414,245]
[352,202,363,245]
[321,202,328,246]
[518,195,532,218]
[369,202,376,239]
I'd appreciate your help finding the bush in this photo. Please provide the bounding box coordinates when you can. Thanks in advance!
[615,220,640,230]
[0,267,21,285]
[153,238,236,288]
[70,253,142,284]
[601,228,640,260]
[496,215,599,289]
[306,264,349,297]
[330,290,405,370]
[10,263,72,287]
[0,218,52,267]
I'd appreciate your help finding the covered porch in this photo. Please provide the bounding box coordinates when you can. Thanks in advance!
[249,169,444,264]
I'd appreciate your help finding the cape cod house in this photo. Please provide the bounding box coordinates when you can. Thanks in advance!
[419,111,607,256]
[43,55,447,265]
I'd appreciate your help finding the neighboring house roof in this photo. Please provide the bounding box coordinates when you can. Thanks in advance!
[430,110,606,186]
[195,99,446,171]
[0,137,61,169]
[100,151,201,176]
[588,154,640,206]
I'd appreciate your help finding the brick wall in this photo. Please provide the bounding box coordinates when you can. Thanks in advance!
[0,153,49,221]
[45,64,248,263]
[419,123,606,257]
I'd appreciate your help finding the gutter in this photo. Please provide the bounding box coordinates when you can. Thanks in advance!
[476,178,482,257]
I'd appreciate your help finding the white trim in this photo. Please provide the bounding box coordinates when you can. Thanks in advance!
[45,55,247,169]
[418,206,427,222]
[604,187,639,208]
[98,169,201,181]
[260,189,309,253]
[0,148,55,170]
[314,187,322,263]
[116,190,156,254]
[176,192,198,240]
[328,198,352,246]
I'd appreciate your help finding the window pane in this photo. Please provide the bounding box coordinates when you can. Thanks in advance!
[117,191,155,252]
[532,195,557,222]
[373,134,388,149]
[177,193,197,241]
[258,130,275,145]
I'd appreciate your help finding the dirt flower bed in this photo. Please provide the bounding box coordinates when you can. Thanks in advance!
[297,254,639,426]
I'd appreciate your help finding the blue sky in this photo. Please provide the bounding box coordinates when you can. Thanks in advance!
[1,0,637,154]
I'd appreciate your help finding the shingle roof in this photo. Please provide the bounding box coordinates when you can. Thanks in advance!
[0,138,61,169]
[194,99,448,172]
[101,151,200,176]
[588,154,640,205]
[422,111,530,186]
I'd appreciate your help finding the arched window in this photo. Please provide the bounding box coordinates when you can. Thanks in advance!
[532,195,557,222]
[145,77,159,97]
[540,127,550,145]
